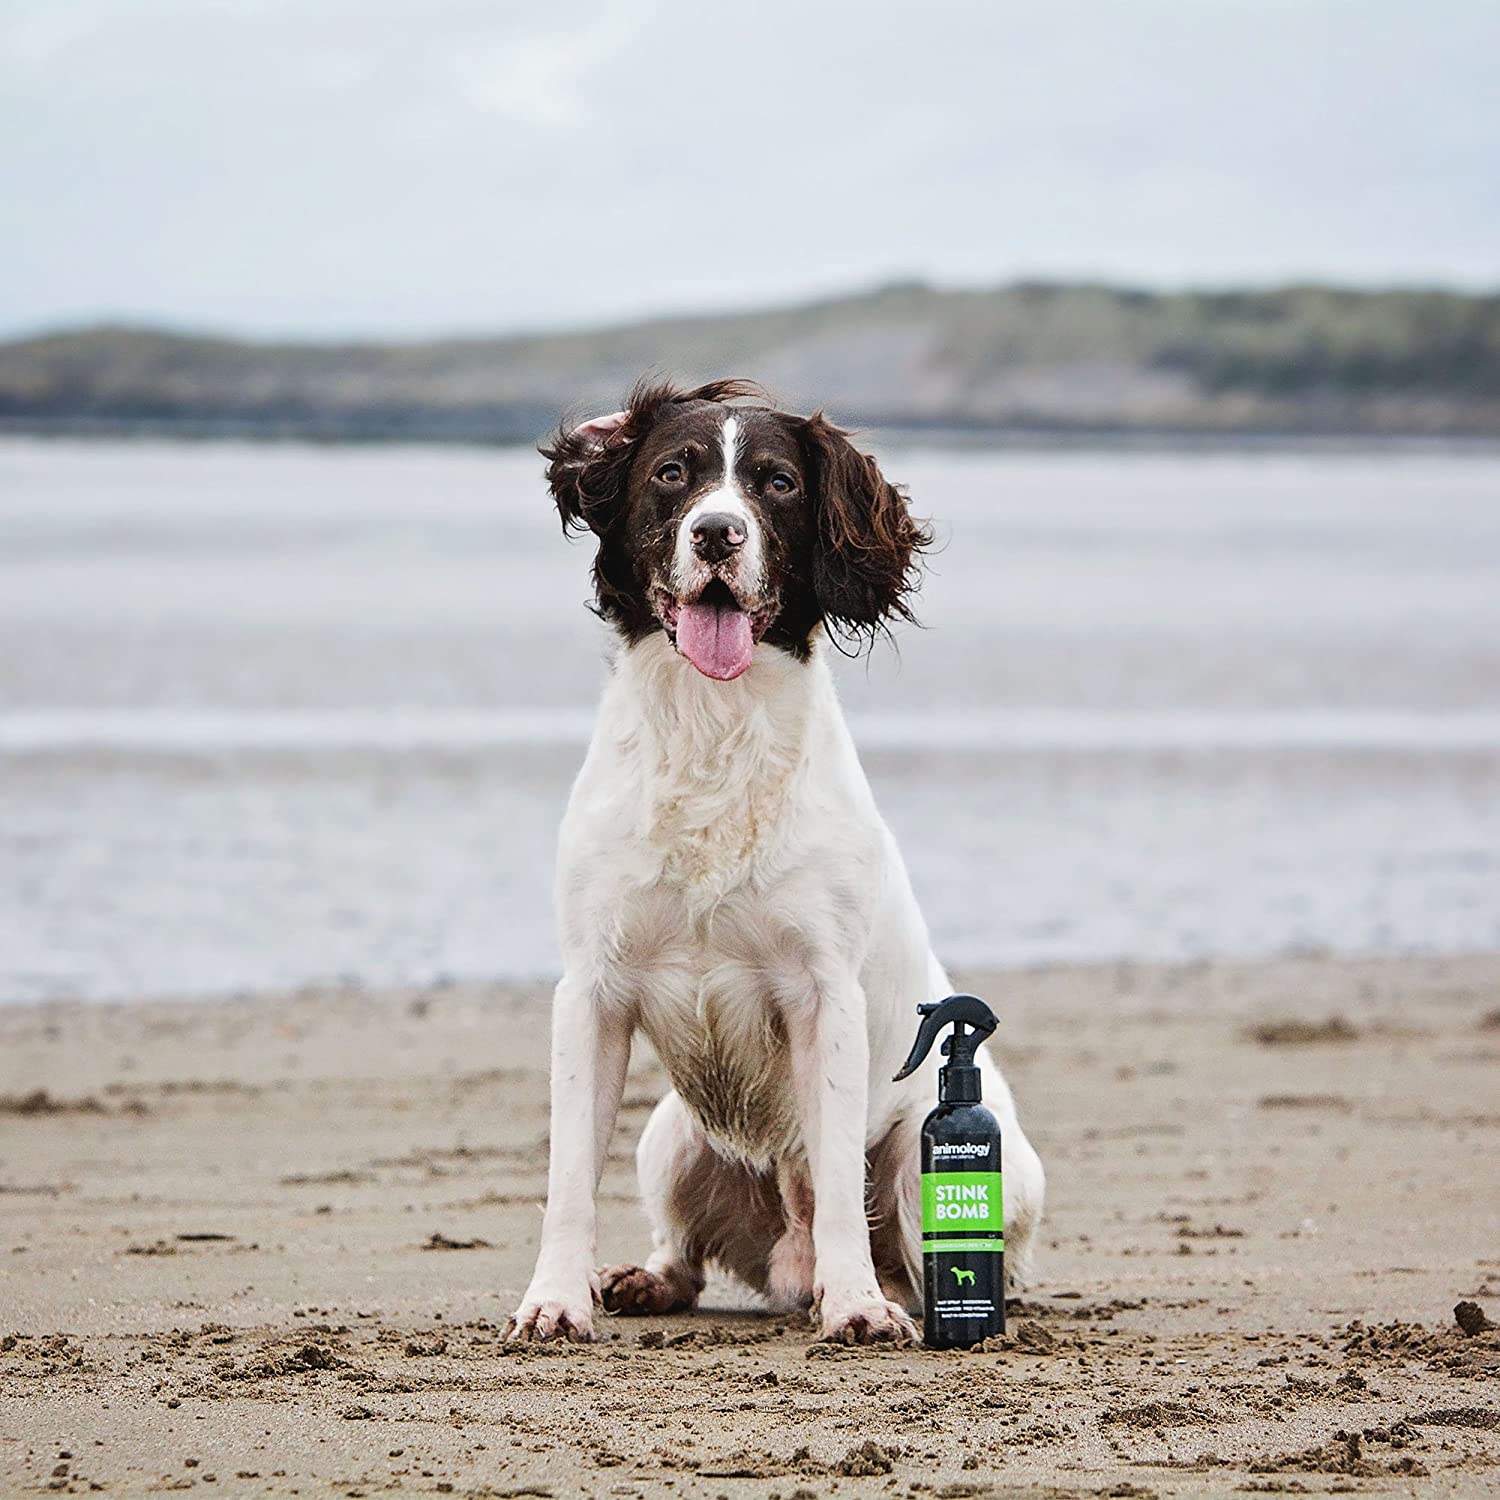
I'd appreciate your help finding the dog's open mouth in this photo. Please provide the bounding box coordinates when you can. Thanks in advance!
[656,579,770,682]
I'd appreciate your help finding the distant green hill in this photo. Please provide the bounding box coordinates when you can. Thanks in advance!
[2,282,1497,441]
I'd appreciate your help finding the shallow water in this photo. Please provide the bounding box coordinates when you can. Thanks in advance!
[2,436,1498,1003]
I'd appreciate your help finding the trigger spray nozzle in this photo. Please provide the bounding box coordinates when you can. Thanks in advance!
[892,993,999,1104]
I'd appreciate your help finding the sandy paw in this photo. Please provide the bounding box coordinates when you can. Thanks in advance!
[598,1263,699,1316]
[817,1292,919,1346]
[504,1281,598,1342]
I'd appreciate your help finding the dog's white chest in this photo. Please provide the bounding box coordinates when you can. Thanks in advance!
[644,988,799,1164]
[558,640,879,1161]
[612,893,809,1163]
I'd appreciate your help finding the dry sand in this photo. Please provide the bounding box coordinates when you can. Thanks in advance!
[2,953,1498,1497]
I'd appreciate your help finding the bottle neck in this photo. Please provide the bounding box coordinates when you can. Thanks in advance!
[938,1062,982,1104]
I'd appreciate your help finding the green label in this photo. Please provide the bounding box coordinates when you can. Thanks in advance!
[921,1170,1003,1235]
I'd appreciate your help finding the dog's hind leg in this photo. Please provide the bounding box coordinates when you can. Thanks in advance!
[996,1112,1046,1293]
[980,1055,1047,1293]
[599,1090,708,1315]
[600,1090,789,1315]
[868,1112,923,1313]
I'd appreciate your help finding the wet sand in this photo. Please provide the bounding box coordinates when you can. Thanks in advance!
[2,953,1498,1497]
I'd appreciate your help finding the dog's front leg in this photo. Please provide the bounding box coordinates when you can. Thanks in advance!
[505,977,631,1342]
[788,979,919,1345]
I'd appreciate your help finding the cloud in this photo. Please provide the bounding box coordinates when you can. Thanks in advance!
[450,5,644,130]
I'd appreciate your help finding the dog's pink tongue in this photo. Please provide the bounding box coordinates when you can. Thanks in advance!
[676,599,753,680]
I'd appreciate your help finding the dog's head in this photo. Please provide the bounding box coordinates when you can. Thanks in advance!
[541,379,932,680]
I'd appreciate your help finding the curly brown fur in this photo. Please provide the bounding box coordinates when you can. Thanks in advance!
[800,410,934,651]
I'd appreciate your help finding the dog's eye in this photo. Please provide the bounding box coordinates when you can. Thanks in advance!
[655,461,686,485]
[767,472,798,496]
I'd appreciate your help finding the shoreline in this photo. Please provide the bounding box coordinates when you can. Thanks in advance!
[3,950,1498,1496]
[4,941,1500,1016]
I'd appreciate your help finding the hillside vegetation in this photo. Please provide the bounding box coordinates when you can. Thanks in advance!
[1,281,1496,441]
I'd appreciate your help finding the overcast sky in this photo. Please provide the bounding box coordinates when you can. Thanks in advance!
[2,0,1496,340]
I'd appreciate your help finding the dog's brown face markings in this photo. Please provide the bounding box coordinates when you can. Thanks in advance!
[542,378,932,661]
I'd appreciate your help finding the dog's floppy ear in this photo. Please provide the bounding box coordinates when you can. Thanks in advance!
[541,408,637,538]
[803,413,932,646]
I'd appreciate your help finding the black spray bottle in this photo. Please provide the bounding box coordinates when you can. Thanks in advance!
[893,994,1005,1348]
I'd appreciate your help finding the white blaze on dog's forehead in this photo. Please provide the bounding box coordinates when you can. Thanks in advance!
[720,414,740,490]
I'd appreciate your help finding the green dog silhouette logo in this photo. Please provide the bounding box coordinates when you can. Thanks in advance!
[950,1267,976,1287]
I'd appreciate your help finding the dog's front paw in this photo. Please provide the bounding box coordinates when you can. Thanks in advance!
[816,1288,918,1346]
[504,1276,599,1343]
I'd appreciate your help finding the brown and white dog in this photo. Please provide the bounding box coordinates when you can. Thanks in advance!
[506,379,1044,1344]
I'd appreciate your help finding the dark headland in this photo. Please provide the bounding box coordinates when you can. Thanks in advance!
[2,280,1497,443]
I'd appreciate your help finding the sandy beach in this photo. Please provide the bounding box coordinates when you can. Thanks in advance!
[3,952,1497,1497]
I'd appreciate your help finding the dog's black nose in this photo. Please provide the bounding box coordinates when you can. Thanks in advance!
[690,512,746,564]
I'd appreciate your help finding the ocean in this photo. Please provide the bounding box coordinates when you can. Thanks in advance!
[2,436,1497,1004]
